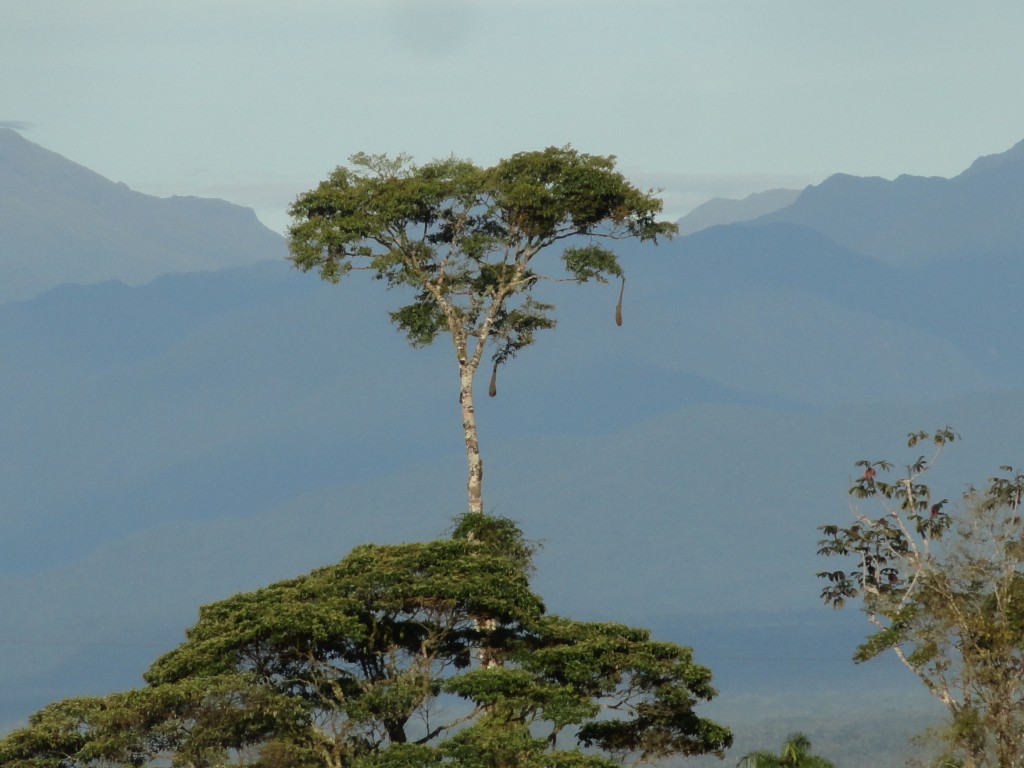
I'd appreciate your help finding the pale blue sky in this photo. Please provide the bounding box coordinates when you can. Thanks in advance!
[5,0,1023,233]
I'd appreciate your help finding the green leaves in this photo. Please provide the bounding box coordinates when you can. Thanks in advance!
[738,732,835,768]
[561,244,623,284]
[288,145,673,360]
[817,430,1024,766]
[489,146,675,241]
[5,519,729,767]
[389,294,447,347]
[0,696,106,768]
[0,677,312,768]
[506,617,730,762]
[489,296,556,370]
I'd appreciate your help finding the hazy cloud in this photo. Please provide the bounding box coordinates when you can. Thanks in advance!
[0,120,33,131]
[381,0,478,58]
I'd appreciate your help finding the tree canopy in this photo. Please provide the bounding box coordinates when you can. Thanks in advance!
[288,146,677,515]
[817,429,1024,768]
[0,515,731,768]
[738,732,835,768]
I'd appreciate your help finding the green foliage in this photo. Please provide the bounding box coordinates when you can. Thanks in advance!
[0,677,309,768]
[449,511,536,566]
[0,697,107,768]
[288,146,673,363]
[817,430,1024,768]
[388,294,447,348]
[738,732,835,768]
[2,516,729,768]
[561,245,623,283]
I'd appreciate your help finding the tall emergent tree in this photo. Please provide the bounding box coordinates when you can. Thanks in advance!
[0,515,732,768]
[288,147,676,515]
[817,428,1024,768]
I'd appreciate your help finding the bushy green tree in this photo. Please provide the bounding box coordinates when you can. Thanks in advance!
[0,516,730,768]
[288,147,676,515]
[738,732,834,768]
[817,429,1024,768]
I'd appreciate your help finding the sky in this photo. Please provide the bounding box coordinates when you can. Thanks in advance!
[4,0,1024,234]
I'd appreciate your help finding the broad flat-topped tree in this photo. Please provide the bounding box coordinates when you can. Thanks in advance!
[288,146,676,515]
[0,516,732,768]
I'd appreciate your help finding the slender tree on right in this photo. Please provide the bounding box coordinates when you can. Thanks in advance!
[817,428,1024,768]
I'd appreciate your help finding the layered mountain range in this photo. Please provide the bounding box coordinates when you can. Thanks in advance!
[2,130,1023,765]
[0,128,285,303]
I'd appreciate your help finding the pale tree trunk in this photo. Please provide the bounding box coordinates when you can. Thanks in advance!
[457,358,498,666]
[459,362,484,515]
[430,277,489,518]
[431,253,531,517]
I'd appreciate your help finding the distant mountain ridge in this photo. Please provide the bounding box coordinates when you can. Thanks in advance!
[675,188,802,235]
[756,138,1024,265]
[0,128,285,303]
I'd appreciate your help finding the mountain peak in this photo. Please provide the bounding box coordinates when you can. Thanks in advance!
[675,188,802,236]
[0,130,285,304]
[753,138,1024,265]
[959,137,1024,177]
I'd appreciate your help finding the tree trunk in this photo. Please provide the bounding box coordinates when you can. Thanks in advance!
[457,362,497,663]
[459,363,484,515]
[385,718,408,744]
